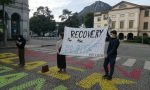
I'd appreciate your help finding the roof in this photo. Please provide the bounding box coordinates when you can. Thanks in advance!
[112,1,150,9]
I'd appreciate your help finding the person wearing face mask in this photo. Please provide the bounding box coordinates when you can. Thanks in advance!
[103,30,120,80]
[16,35,26,67]
[56,32,66,73]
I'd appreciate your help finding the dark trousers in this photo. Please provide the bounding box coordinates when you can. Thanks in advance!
[57,54,66,69]
[18,48,25,66]
[103,55,116,77]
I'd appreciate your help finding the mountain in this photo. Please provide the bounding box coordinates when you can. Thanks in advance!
[78,1,112,23]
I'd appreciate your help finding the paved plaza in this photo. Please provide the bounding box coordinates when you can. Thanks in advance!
[0,39,150,90]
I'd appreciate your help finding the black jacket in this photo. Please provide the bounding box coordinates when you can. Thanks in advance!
[107,38,120,57]
[16,36,26,49]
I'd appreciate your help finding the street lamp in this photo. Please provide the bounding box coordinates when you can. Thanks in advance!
[56,23,59,38]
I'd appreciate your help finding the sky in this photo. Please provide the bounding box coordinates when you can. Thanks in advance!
[29,0,150,22]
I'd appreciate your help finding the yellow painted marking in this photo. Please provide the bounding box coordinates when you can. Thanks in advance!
[39,66,70,80]
[0,57,18,64]
[67,66,84,72]
[77,73,135,90]
[39,66,84,80]
[13,61,47,70]
[0,53,17,58]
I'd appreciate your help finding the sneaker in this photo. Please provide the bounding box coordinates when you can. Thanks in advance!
[58,69,62,73]
[62,69,66,73]
[102,75,108,79]
[106,76,112,80]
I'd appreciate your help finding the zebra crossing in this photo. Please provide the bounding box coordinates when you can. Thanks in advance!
[28,47,57,54]
[122,59,136,67]
[27,47,150,71]
[144,61,150,70]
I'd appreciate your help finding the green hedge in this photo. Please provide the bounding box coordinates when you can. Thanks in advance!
[124,36,150,44]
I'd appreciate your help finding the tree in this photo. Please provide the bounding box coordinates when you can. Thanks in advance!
[84,12,94,28]
[64,12,80,28]
[30,6,56,36]
[33,6,54,20]
[58,9,80,33]
[0,0,13,44]
[29,16,41,36]
[59,9,72,21]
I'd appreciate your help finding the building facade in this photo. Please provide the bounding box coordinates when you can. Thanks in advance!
[139,8,150,36]
[94,11,109,28]
[94,1,150,40]
[0,0,29,40]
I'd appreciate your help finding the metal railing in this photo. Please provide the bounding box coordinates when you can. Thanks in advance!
[31,36,59,40]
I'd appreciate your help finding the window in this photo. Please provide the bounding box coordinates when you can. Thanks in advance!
[97,25,101,28]
[112,21,116,29]
[104,24,107,26]
[103,15,108,20]
[112,15,116,18]
[129,20,134,29]
[97,17,101,22]
[144,10,149,17]
[129,13,135,17]
[120,21,124,29]
[120,14,125,17]
[143,22,148,29]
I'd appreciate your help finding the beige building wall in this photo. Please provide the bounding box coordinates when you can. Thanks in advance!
[109,8,140,37]
[94,1,150,40]
[139,9,150,36]
[94,12,108,28]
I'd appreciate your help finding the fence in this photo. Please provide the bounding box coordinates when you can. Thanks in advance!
[31,36,59,40]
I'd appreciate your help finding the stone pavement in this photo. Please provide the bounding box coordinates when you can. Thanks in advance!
[0,46,150,90]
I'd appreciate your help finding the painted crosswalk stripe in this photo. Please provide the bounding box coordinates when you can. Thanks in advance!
[30,48,56,52]
[42,50,56,53]
[116,57,121,61]
[144,61,150,70]
[32,48,48,50]
[48,52,57,54]
[77,57,88,59]
[67,56,75,58]
[33,48,55,51]
[122,59,136,67]
[91,57,104,61]
[30,49,45,51]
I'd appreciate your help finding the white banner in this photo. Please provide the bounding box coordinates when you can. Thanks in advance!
[60,27,108,57]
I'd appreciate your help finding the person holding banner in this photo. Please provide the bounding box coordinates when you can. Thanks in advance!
[16,35,26,67]
[103,30,120,80]
[56,32,66,73]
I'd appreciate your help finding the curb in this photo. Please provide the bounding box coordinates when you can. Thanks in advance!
[121,43,150,47]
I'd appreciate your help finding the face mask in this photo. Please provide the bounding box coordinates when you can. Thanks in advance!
[110,35,113,38]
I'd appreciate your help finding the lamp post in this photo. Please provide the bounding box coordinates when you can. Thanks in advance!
[56,23,59,38]
[142,33,144,44]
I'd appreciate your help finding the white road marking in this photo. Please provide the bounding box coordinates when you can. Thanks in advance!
[91,57,104,61]
[116,57,121,61]
[122,59,136,67]
[144,61,150,70]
